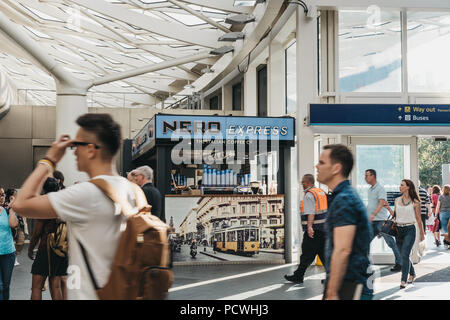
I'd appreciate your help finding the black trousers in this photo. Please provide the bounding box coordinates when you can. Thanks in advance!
[293,230,326,279]
[421,214,427,233]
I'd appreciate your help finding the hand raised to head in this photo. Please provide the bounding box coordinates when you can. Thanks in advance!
[45,134,74,164]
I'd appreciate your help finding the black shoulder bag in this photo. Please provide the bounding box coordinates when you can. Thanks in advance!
[380,210,398,237]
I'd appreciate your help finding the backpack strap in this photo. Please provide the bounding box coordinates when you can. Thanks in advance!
[89,179,149,217]
[77,239,100,291]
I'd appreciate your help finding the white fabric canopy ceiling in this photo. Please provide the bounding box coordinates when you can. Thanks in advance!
[0,0,252,108]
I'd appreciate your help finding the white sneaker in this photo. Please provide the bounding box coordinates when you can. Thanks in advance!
[14,258,20,266]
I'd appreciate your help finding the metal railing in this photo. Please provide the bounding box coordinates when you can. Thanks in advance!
[163,94,202,110]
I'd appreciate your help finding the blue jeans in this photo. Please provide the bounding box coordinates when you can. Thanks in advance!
[0,252,15,300]
[396,225,416,283]
[371,221,402,265]
[440,211,450,233]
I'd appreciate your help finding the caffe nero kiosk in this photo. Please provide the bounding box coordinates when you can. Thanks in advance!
[124,114,294,264]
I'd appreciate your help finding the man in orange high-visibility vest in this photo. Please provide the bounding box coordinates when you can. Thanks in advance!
[285,174,328,284]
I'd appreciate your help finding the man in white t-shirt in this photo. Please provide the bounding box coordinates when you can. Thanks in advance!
[13,113,138,300]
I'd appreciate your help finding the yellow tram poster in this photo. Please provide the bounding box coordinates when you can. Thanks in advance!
[165,195,285,264]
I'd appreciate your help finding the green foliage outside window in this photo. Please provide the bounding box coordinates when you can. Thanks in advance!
[418,138,450,187]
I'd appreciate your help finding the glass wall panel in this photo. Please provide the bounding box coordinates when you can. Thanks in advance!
[257,65,268,117]
[408,12,450,92]
[232,82,242,111]
[285,42,296,114]
[356,145,407,203]
[339,10,402,92]
[355,144,410,254]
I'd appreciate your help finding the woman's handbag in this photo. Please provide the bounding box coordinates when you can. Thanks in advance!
[432,216,440,233]
[381,213,398,237]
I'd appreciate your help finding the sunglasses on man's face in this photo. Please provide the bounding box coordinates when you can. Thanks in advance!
[69,141,101,150]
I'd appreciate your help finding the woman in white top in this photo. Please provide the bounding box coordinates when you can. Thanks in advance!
[384,179,425,289]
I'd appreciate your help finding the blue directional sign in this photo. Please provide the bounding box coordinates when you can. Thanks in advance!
[309,104,450,126]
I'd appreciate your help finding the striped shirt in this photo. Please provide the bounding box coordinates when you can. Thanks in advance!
[418,187,430,215]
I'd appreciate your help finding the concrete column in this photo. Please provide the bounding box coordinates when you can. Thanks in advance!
[284,147,293,263]
[244,65,258,116]
[296,8,318,186]
[55,82,89,185]
[223,84,232,113]
[268,40,284,117]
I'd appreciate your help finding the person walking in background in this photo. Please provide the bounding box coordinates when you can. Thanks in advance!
[364,169,402,272]
[0,186,19,300]
[418,181,432,234]
[384,179,425,289]
[53,170,66,190]
[28,178,68,300]
[130,166,165,222]
[431,185,442,246]
[4,189,25,266]
[284,174,327,284]
[435,185,450,245]
[316,144,373,300]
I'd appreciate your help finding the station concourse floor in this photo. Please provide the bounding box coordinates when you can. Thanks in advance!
[9,232,450,300]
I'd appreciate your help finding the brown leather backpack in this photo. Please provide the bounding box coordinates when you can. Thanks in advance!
[77,178,173,300]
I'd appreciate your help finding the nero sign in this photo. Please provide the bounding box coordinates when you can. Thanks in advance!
[155,115,294,141]
[131,114,294,160]
[162,120,221,134]
[227,125,288,136]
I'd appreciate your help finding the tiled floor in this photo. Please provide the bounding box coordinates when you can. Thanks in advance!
[9,232,450,300]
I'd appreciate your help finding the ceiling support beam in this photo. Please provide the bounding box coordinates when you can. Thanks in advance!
[166,0,230,33]
[91,51,214,88]
[199,0,285,93]
[0,10,88,93]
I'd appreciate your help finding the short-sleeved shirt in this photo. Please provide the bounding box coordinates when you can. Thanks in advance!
[325,180,372,295]
[367,183,389,221]
[0,208,15,255]
[439,194,450,212]
[431,193,439,213]
[301,187,327,232]
[302,190,316,214]
[48,175,137,300]
[418,187,431,215]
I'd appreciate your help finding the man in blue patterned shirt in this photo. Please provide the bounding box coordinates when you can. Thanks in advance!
[316,144,373,300]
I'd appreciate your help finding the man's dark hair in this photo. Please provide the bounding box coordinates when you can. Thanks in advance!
[53,170,65,189]
[43,177,60,194]
[76,113,122,158]
[323,144,354,178]
[5,189,16,204]
[303,174,315,185]
[365,169,376,178]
